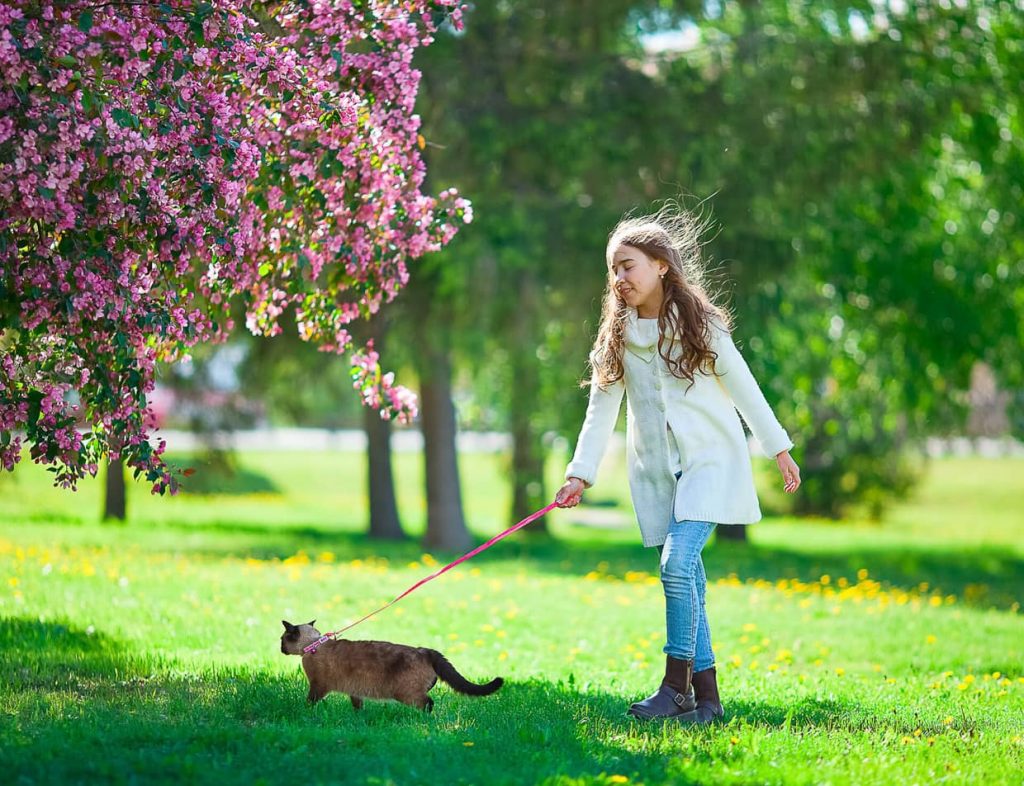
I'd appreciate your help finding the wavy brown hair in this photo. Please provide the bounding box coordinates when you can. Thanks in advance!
[587,203,732,389]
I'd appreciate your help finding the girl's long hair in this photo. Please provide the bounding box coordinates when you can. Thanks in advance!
[588,201,732,389]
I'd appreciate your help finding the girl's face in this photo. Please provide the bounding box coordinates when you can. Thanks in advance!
[611,244,668,317]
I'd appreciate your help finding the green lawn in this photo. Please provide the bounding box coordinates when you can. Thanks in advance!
[1,450,1022,785]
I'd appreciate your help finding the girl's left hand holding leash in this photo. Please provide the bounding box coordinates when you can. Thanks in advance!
[776,450,801,493]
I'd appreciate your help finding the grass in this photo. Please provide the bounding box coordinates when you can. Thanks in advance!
[1,449,1022,785]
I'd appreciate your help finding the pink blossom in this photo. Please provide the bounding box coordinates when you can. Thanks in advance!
[1,0,468,491]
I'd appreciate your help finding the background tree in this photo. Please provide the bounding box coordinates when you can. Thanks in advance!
[651,0,1024,518]
[415,1,682,529]
[413,0,1022,533]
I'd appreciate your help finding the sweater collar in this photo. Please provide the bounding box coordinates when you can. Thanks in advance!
[624,308,659,362]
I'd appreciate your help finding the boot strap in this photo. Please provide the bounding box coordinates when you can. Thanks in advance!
[672,691,689,707]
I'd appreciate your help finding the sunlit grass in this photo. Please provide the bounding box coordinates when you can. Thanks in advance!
[1,451,1022,784]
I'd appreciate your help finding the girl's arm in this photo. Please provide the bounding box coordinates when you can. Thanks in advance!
[560,374,625,501]
[710,322,794,459]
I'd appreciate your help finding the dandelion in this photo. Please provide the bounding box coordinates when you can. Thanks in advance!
[463,741,474,747]
[730,736,740,745]
[609,777,628,784]
[835,668,845,677]
[926,634,937,644]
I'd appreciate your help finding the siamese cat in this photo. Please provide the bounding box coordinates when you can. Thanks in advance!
[280,620,503,712]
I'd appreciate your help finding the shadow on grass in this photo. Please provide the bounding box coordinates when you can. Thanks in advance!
[2,616,948,786]
[2,618,679,785]
[174,454,279,496]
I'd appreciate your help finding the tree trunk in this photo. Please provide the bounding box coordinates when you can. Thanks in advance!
[103,457,126,521]
[361,313,405,540]
[418,347,472,552]
[510,409,547,529]
[716,524,748,542]
[508,272,549,533]
[364,405,405,540]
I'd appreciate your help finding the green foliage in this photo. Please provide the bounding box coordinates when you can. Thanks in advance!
[408,0,1024,518]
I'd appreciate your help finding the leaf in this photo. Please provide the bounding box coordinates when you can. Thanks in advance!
[110,108,139,128]
[78,11,93,33]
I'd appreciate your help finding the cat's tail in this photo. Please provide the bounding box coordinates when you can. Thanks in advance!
[425,649,503,696]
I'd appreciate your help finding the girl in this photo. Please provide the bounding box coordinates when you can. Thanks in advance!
[554,206,801,725]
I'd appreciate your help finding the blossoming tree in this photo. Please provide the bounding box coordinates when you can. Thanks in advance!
[0,0,470,492]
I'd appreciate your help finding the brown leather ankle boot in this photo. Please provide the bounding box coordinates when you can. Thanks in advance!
[627,656,696,720]
[677,667,724,725]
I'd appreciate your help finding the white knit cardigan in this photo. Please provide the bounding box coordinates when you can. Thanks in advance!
[565,309,793,547]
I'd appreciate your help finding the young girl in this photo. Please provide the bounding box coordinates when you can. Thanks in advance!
[554,206,801,725]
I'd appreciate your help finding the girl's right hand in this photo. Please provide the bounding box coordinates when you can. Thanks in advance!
[555,477,586,508]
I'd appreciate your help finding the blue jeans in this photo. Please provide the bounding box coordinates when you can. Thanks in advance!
[658,519,717,670]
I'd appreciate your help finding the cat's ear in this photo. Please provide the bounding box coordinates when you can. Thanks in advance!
[282,620,295,630]
[307,619,316,627]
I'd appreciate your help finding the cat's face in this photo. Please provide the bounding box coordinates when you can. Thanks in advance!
[280,619,320,655]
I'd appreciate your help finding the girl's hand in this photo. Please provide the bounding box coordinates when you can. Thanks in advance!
[555,477,586,508]
[776,450,801,493]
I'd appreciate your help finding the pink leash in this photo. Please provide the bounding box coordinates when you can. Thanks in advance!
[303,500,560,654]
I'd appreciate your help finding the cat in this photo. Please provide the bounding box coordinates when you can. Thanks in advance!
[280,620,504,713]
